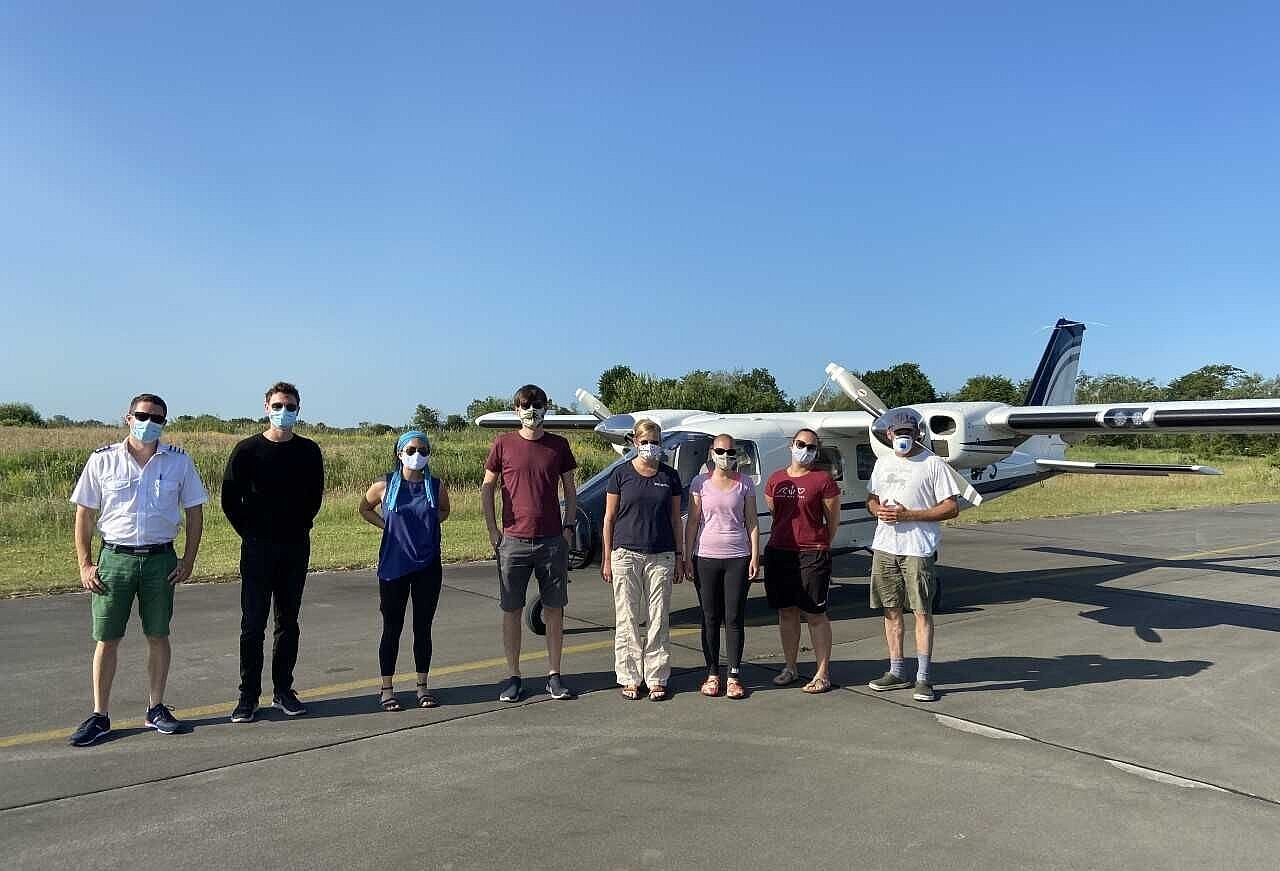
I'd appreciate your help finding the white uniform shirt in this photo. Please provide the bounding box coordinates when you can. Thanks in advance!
[69,441,208,546]
[868,452,960,557]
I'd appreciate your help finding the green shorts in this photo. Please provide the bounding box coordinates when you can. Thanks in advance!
[869,550,936,614]
[91,546,178,641]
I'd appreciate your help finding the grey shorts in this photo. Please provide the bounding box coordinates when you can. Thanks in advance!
[497,534,569,612]
[869,550,936,614]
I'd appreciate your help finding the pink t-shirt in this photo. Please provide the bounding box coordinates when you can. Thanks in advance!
[689,472,754,559]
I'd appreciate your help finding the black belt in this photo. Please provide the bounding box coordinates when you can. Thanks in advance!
[103,541,174,556]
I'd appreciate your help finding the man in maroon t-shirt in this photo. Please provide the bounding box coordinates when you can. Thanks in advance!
[763,427,841,693]
[482,384,579,703]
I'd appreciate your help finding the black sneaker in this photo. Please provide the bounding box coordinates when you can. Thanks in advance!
[867,672,912,692]
[272,690,307,717]
[230,698,257,723]
[498,676,522,703]
[546,673,575,700]
[68,713,111,747]
[145,704,186,734]
[912,681,938,702]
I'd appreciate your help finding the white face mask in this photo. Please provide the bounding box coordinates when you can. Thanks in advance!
[401,451,429,471]
[791,446,817,466]
[636,443,663,462]
[519,406,546,428]
[711,452,737,471]
[893,434,914,456]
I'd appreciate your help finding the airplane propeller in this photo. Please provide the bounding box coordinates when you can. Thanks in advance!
[574,388,613,421]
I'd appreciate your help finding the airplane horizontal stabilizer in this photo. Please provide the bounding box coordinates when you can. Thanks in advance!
[988,400,1280,435]
[1035,459,1222,476]
[474,412,602,430]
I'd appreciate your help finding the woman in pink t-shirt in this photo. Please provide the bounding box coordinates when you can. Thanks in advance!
[682,434,760,699]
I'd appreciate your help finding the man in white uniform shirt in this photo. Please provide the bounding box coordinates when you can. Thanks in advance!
[67,393,207,746]
[865,409,959,702]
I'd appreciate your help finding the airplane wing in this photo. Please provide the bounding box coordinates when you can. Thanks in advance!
[474,412,601,430]
[986,400,1280,435]
[1035,459,1222,476]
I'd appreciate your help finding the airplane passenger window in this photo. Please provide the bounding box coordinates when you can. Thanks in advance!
[814,446,843,482]
[856,444,876,480]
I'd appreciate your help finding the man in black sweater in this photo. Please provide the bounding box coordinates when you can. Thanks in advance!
[222,381,324,722]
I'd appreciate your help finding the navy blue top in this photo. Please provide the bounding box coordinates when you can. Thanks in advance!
[606,461,682,553]
[378,475,442,581]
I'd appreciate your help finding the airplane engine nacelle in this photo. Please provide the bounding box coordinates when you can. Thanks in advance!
[869,402,1018,469]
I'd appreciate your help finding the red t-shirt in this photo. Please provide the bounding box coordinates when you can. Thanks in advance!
[485,431,578,538]
[765,469,840,550]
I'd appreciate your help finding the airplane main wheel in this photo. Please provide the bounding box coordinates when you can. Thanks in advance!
[526,597,547,636]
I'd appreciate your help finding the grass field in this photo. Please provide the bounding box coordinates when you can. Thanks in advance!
[2,427,1278,596]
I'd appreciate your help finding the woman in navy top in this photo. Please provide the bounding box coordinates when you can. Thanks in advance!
[358,431,451,710]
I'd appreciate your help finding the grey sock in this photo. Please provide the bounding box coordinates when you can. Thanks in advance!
[916,655,931,684]
[890,658,905,678]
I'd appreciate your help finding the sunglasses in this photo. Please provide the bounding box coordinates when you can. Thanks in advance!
[402,446,429,456]
[712,447,737,457]
[794,441,817,450]
[270,402,299,412]
[637,439,661,447]
[516,400,546,410]
[130,411,167,425]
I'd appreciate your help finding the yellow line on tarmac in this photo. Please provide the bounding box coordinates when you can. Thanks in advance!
[1171,536,1280,561]
[0,627,700,750]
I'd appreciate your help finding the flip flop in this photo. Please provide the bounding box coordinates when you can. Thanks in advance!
[803,676,832,694]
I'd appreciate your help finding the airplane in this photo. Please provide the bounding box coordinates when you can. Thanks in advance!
[478,319,1280,634]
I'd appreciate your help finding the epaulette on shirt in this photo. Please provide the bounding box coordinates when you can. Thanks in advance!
[93,444,114,453]
[161,444,186,455]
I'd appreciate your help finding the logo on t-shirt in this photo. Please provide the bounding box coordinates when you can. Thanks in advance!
[773,482,805,499]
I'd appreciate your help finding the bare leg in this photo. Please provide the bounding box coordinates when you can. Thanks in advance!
[883,607,905,660]
[145,635,171,706]
[779,607,802,671]
[544,606,564,674]
[913,611,934,657]
[92,640,119,714]
[502,609,523,676]
[806,613,832,681]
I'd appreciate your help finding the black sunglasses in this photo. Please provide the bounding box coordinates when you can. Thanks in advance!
[712,447,737,457]
[270,402,299,412]
[637,439,661,446]
[130,411,167,425]
[516,400,546,410]
[402,446,429,456]
[794,440,817,450]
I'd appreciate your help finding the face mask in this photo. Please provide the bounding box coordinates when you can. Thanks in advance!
[519,406,546,428]
[636,443,663,462]
[791,446,817,466]
[269,408,299,430]
[712,452,737,471]
[130,419,164,444]
[893,434,914,456]
[401,452,429,471]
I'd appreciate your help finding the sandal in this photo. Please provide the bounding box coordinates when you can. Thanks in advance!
[648,685,667,702]
[803,676,832,694]
[726,677,746,700]
[380,687,402,712]
[772,668,800,687]
[416,682,439,708]
[620,685,640,700]
[700,674,721,697]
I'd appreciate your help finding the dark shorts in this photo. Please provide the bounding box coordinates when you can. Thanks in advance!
[763,546,831,615]
[497,534,569,612]
[91,545,178,641]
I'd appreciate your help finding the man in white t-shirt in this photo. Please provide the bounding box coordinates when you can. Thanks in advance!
[865,409,959,702]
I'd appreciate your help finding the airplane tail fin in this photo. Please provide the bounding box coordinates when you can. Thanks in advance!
[1023,319,1085,406]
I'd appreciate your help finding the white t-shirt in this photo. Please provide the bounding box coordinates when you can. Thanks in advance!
[867,452,959,557]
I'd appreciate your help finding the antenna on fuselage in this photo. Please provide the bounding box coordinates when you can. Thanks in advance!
[807,377,832,412]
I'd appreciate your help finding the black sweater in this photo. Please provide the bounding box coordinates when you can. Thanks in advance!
[221,433,325,540]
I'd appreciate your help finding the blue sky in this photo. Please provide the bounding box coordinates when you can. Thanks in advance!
[2,2,1277,426]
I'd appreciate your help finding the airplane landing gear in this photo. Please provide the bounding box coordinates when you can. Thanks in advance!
[526,596,546,636]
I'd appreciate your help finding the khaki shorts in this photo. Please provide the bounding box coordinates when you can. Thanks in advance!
[869,550,936,614]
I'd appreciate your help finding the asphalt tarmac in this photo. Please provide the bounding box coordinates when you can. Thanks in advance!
[3,504,1279,869]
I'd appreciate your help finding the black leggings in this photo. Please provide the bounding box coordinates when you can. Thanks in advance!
[379,561,443,677]
[694,556,751,672]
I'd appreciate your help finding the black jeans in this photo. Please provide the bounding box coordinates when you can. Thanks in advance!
[239,535,310,699]
[379,561,444,676]
[693,556,751,672]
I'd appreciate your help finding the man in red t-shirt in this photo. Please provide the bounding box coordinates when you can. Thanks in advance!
[482,384,579,703]
[764,428,841,693]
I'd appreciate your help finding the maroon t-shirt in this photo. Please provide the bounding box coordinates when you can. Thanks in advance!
[485,431,578,538]
[765,469,840,550]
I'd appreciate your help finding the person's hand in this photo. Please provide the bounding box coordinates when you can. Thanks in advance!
[80,562,105,594]
[748,558,759,581]
[601,559,613,584]
[488,528,502,553]
[168,557,194,585]
[563,527,574,548]
[672,558,684,584]
[877,503,903,524]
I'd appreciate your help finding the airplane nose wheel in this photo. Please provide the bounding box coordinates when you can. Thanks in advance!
[526,597,547,636]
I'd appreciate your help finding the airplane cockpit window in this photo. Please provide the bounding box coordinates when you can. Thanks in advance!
[856,444,876,480]
[814,446,843,482]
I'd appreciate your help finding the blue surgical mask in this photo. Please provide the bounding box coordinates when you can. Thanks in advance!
[130,419,164,443]
[270,408,299,429]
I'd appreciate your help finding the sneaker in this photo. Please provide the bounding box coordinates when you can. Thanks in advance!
[546,673,575,700]
[912,681,938,702]
[272,690,307,717]
[230,698,257,723]
[68,713,111,747]
[867,672,912,692]
[499,676,523,703]
[145,703,186,734]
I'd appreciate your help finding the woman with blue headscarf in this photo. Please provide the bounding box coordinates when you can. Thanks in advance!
[358,431,451,710]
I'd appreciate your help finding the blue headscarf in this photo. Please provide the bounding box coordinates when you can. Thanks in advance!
[384,430,436,514]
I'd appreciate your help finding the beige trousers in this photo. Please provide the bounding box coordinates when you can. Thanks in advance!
[610,548,674,687]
